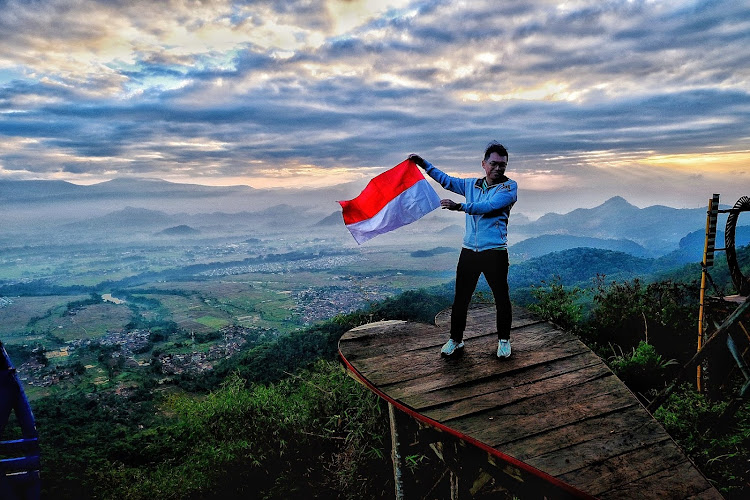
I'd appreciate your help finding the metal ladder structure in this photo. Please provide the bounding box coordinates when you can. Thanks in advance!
[0,342,41,500]
[648,194,750,421]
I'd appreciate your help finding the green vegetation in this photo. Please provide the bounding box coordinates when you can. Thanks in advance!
[31,285,452,499]
[3,239,748,498]
[36,362,391,500]
[194,315,230,329]
[608,341,678,395]
[527,276,584,331]
[520,245,750,498]
[177,288,452,390]
[656,387,750,498]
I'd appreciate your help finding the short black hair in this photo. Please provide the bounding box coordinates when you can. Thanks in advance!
[484,141,508,161]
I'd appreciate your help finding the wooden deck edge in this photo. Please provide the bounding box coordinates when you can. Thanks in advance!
[338,339,599,500]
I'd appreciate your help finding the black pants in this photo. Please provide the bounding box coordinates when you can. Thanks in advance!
[450,248,512,342]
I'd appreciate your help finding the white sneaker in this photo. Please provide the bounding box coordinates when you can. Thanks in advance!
[497,339,511,359]
[441,338,464,357]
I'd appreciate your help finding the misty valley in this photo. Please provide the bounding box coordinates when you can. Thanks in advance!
[0,220,458,400]
[1,178,749,498]
[2,178,749,401]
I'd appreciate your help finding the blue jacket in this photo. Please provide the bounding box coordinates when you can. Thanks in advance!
[423,161,517,251]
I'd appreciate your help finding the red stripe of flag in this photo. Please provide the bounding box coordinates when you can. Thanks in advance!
[338,159,425,225]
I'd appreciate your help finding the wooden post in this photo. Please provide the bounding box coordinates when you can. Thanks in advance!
[697,194,720,392]
[388,403,405,500]
[443,440,469,499]
[449,470,460,500]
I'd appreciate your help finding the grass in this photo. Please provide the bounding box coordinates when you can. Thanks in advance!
[32,303,132,342]
[194,316,230,329]
[140,278,303,332]
[0,295,90,339]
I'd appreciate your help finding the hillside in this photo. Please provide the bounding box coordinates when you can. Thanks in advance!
[510,234,649,260]
[2,178,735,261]
[508,247,659,290]
[25,247,750,498]
[520,196,709,255]
[158,225,201,236]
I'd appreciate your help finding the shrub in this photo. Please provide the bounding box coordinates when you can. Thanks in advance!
[86,361,391,499]
[587,278,698,362]
[607,341,677,397]
[655,386,750,498]
[527,275,584,331]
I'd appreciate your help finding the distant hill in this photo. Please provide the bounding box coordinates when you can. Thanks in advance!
[679,225,750,255]
[0,179,87,201]
[64,207,178,231]
[0,178,255,203]
[657,225,750,265]
[508,247,661,291]
[522,196,708,255]
[5,178,739,256]
[507,242,750,297]
[314,211,343,226]
[510,234,649,260]
[158,225,200,236]
[250,204,328,230]
[410,247,456,258]
[510,212,532,226]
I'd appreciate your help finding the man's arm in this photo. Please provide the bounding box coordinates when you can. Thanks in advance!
[461,180,517,214]
[408,154,467,197]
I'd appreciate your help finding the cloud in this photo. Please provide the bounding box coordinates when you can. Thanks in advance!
[0,0,748,212]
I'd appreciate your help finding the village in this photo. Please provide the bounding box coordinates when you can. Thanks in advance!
[17,324,271,389]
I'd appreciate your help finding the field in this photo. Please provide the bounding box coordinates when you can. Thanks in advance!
[36,303,133,342]
[0,236,461,400]
[0,295,91,341]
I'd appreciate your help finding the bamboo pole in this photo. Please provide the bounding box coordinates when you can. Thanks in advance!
[697,194,719,392]
[697,270,707,391]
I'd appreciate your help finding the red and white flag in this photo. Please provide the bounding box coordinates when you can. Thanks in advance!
[338,159,440,244]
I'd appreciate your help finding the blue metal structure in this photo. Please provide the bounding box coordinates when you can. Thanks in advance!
[0,342,40,500]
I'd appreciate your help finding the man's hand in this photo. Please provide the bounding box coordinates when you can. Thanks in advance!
[440,199,461,211]
[408,154,426,168]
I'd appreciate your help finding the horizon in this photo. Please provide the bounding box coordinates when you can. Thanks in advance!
[3,174,731,223]
[1,1,749,213]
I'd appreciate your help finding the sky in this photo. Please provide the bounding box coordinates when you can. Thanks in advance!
[1,0,749,216]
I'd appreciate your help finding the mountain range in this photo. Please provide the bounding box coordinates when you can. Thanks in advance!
[2,178,747,261]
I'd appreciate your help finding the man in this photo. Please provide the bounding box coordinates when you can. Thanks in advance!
[409,141,517,359]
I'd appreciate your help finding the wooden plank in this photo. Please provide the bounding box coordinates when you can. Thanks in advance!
[338,305,724,499]
[528,423,673,478]
[343,319,546,368]
[598,461,722,500]
[499,404,662,462]
[340,316,549,360]
[339,322,443,356]
[348,321,585,373]
[387,351,602,407]
[447,377,636,448]
[414,362,612,420]
[556,438,688,496]
[351,328,589,388]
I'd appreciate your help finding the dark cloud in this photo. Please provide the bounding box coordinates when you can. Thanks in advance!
[0,0,749,211]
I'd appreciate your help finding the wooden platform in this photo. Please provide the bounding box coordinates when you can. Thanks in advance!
[339,305,723,499]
